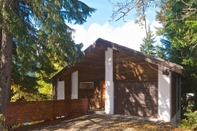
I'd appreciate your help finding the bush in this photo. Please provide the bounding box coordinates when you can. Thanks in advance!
[0,114,7,131]
[179,103,197,130]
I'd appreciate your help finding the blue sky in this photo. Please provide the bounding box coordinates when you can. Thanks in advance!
[80,0,124,29]
[71,0,162,50]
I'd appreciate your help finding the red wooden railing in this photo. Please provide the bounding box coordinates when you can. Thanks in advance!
[5,98,88,126]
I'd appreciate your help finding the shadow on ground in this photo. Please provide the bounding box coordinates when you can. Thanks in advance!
[16,114,184,131]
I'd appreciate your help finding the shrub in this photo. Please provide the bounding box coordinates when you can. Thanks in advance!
[179,103,197,130]
[0,114,7,131]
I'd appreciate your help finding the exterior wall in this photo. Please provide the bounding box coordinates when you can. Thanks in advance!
[158,66,171,122]
[65,74,71,99]
[78,81,101,109]
[178,78,181,121]
[171,72,177,119]
[113,50,158,82]
[113,50,158,117]
[77,60,105,109]
[171,109,181,127]
[57,79,65,100]
[71,71,78,99]
[105,47,114,114]
[52,79,57,100]
[114,82,158,117]
[171,75,182,127]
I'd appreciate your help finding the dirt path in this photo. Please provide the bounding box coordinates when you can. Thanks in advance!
[22,114,182,131]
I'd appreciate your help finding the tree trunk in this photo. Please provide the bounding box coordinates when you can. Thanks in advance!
[0,6,12,116]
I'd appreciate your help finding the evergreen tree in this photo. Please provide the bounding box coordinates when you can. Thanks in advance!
[0,0,95,118]
[156,0,197,113]
[140,26,156,56]
[155,44,167,60]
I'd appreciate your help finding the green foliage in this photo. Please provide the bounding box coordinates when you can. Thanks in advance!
[109,0,160,23]
[156,0,197,115]
[180,103,197,130]
[140,26,156,56]
[0,114,5,123]
[1,0,95,102]
[109,0,168,59]
[36,58,63,100]
[155,44,167,60]
[0,114,6,131]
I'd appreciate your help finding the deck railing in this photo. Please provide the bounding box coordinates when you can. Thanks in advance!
[5,98,88,126]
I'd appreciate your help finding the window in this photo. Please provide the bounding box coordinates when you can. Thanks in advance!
[80,82,94,89]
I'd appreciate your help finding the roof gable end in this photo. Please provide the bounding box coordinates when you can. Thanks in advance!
[52,38,186,80]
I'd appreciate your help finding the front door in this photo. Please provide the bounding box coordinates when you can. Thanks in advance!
[100,80,106,109]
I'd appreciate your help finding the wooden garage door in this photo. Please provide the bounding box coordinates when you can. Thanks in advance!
[114,82,158,118]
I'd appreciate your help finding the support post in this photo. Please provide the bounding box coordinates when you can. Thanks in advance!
[105,47,114,114]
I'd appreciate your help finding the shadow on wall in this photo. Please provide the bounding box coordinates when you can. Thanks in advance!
[114,82,158,118]
[114,58,158,82]
[114,57,158,117]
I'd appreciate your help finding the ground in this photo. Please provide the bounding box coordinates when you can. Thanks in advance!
[20,114,186,131]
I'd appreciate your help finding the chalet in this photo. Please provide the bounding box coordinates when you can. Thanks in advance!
[51,38,186,127]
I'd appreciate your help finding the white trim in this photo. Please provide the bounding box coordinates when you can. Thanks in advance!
[57,79,65,100]
[158,66,171,122]
[105,47,114,114]
[71,71,78,99]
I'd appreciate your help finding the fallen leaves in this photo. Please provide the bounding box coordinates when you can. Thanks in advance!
[27,114,188,131]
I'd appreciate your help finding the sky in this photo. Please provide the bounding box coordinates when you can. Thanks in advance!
[71,0,162,51]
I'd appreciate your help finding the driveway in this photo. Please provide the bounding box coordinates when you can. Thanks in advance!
[19,114,180,131]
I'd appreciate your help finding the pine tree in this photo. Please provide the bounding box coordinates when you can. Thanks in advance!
[140,26,156,56]
[156,0,197,115]
[155,44,167,60]
[0,0,95,118]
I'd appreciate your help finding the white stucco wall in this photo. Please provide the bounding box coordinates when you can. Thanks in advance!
[105,47,114,114]
[158,67,171,122]
[57,80,65,100]
[71,71,78,99]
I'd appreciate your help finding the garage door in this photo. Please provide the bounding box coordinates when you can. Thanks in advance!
[114,82,158,118]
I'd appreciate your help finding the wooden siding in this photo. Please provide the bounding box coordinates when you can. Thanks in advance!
[64,74,71,99]
[78,67,105,109]
[113,50,158,82]
[58,46,106,110]
[74,48,105,109]
[114,82,158,118]
[76,48,105,110]
[5,99,88,126]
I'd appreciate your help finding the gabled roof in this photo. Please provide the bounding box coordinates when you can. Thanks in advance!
[52,38,186,80]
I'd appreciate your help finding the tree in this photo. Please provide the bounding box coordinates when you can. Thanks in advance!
[140,26,156,56]
[0,0,95,117]
[36,56,64,100]
[156,0,197,113]
[109,0,160,36]
[155,44,167,60]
